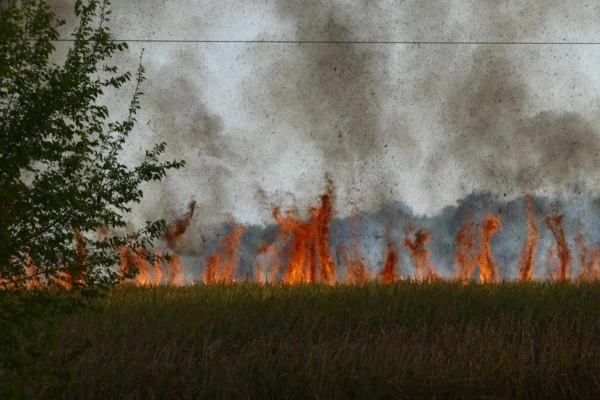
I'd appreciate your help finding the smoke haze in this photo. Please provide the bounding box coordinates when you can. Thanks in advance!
[42,1,600,278]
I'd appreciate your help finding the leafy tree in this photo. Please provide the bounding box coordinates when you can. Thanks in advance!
[0,0,184,394]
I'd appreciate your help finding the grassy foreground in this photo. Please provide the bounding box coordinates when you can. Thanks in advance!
[23,282,600,399]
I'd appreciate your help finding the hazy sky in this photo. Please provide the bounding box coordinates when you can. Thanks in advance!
[48,0,600,230]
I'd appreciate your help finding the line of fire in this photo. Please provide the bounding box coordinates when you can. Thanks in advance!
[108,179,600,287]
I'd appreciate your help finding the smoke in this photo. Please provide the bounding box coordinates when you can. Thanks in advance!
[46,0,241,248]
[243,0,420,212]
[136,69,233,224]
[39,0,600,281]
[426,46,600,200]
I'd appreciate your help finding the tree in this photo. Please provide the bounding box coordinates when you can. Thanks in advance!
[0,0,184,393]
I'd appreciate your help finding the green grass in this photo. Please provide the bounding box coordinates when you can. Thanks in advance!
[23,282,600,398]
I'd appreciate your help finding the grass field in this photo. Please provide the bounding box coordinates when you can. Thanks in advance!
[20,282,600,399]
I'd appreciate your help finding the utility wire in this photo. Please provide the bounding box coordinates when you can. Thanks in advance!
[47,39,600,45]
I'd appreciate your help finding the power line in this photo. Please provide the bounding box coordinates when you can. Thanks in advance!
[48,39,600,45]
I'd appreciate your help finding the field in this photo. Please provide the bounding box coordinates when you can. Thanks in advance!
[19,282,600,399]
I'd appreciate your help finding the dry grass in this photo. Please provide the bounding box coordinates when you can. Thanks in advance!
[21,282,600,399]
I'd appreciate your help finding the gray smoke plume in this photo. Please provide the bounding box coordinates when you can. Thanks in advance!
[39,0,600,282]
[47,0,239,248]
[244,0,419,210]
[426,46,600,199]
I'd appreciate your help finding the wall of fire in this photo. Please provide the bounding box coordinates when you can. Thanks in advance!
[47,0,600,280]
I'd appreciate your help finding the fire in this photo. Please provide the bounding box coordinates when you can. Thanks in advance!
[518,199,539,281]
[379,242,400,284]
[204,253,218,284]
[254,262,264,285]
[378,219,400,284]
[164,201,197,249]
[255,239,281,284]
[476,214,501,283]
[203,223,246,284]
[342,211,370,284]
[270,183,337,284]
[454,217,476,282]
[545,215,571,281]
[342,245,370,284]
[24,255,41,289]
[404,228,439,282]
[166,253,185,286]
[316,189,336,283]
[275,207,317,284]
[56,229,87,290]
[267,245,282,283]
[119,247,151,285]
[153,251,164,285]
[576,234,600,281]
[9,179,596,289]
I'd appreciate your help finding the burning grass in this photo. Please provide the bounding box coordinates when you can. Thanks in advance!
[22,281,600,399]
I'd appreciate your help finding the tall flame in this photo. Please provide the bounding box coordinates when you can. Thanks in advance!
[203,223,246,284]
[272,183,336,284]
[342,245,370,284]
[167,253,185,286]
[316,188,336,283]
[379,242,399,283]
[57,229,88,290]
[576,233,600,281]
[153,251,164,285]
[255,239,281,284]
[164,201,197,249]
[545,215,571,281]
[404,228,439,282]
[518,199,539,281]
[476,214,501,283]
[120,247,151,285]
[105,179,600,287]
[342,211,370,284]
[275,208,316,284]
[204,253,219,284]
[454,217,476,282]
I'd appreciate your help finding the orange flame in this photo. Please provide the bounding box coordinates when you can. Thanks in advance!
[204,253,219,284]
[476,214,501,283]
[342,245,370,284]
[405,228,439,282]
[24,254,41,289]
[379,242,399,283]
[275,208,316,284]
[219,225,246,283]
[255,262,264,285]
[60,180,598,288]
[167,253,185,286]
[54,229,87,290]
[164,201,197,249]
[203,223,246,284]
[454,218,476,282]
[255,240,280,284]
[316,189,336,283]
[545,215,571,281]
[518,199,539,281]
[119,247,151,285]
[342,211,370,284]
[153,251,164,285]
[576,234,600,281]
[274,184,336,284]
[267,245,282,283]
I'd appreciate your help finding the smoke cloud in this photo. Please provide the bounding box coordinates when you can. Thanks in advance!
[426,46,600,200]
[40,0,600,278]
